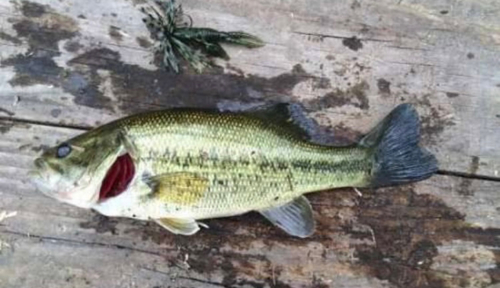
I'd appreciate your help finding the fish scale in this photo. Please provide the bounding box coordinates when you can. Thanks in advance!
[118,110,372,217]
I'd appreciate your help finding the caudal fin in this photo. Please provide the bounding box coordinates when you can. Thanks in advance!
[359,104,438,187]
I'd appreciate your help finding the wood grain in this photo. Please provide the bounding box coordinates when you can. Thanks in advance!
[0,0,499,287]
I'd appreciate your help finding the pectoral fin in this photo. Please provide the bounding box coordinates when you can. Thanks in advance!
[143,172,209,205]
[154,218,201,235]
[258,196,315,238]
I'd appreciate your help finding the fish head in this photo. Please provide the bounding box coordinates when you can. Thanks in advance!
[30,128,124,209]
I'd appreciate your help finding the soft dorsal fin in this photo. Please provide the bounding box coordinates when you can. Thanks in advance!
[258,196,315,238]
[245,103,320,141]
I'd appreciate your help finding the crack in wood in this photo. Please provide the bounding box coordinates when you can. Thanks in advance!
[2,117,498,181]
[0,228,175,256]
[386,61,436,67]
[177,276,227,287]
[292,31,393,43]
[385,45,430,51]
[0,116,91,130]
[437,170,500,182]
[141,267,226,287]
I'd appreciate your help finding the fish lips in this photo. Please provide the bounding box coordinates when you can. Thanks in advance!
[30,158,55,197]
[30,158,97,208]
[30,153,136,207]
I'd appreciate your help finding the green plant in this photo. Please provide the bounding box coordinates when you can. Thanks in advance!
[141,0,264,73]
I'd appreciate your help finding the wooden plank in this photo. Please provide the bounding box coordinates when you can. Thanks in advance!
[0,234,227,288]
[0,0,498,177]
[1,120,500,287]
[0,0,500,287]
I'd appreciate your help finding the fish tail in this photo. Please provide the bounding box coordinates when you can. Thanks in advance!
[359,103,438,187]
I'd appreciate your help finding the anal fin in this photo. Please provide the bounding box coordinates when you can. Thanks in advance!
[258,196,315,238]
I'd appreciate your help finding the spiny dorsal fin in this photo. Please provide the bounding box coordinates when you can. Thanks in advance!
[245,103,321,141]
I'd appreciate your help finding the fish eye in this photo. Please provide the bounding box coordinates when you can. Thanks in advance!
[56,143,72,158]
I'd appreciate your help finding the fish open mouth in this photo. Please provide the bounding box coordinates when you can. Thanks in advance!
[99,153,135,201]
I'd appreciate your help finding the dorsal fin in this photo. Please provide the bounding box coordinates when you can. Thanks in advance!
[244,103,320,141]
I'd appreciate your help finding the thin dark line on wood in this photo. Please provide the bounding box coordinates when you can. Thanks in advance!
[292,31,393,43]
[1,117,499,182]
[142,267,226,287]
[385,60,436,67]
[437,170,500,182]
[0,116,91,131]
[0,41,23,48]
[141,267,226,287]
[177,276,226,287]
[385,45,429,51]
[0,228,176,256]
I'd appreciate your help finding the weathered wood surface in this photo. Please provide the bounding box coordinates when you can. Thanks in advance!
[0,0,499,287]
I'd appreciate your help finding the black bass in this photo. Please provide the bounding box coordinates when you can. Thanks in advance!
[31,103,437,237]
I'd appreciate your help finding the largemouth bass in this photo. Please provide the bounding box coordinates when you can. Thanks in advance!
[31,103,437,237]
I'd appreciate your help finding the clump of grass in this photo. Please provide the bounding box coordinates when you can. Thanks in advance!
[140,0,265,73]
